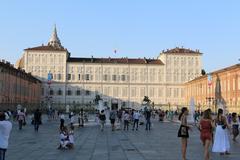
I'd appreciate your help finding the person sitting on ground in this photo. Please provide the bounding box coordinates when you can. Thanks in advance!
[58,126,70,149]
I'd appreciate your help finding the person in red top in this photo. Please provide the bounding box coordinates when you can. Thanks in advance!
[199,110,214,160]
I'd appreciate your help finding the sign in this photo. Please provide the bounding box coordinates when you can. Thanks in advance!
[48,72,53,81]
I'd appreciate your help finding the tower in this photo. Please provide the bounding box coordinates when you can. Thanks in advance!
[48,25,63,49]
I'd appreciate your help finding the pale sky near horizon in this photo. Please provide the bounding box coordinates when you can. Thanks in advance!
[0,1,239,73]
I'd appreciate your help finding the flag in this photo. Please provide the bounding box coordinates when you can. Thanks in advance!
[207,74,212,86]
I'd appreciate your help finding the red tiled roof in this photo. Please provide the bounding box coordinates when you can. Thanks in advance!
[162,47,202,54]
[24,45,67,51]
[67,57,164,65]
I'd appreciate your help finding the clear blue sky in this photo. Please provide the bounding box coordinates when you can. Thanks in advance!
[0,0,239,72]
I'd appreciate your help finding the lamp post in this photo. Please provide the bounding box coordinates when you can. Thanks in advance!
[47,72,53,109]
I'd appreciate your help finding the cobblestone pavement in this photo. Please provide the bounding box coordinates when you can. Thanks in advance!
[5,116,240,160]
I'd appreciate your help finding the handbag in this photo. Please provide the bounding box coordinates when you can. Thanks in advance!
[178,125,188,137]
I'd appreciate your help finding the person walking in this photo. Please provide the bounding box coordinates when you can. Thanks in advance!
[0,112,12,160]
[17,109,26,130]
[69,112,75,129]
[123,111,130,131]
[109,109,117,131]
[178,107,191,160]
[79,109,84,127]
[59,112,65,131]
[231,113,239,141]
[99,110,106,131]
[145,109,151,131]
[199,110,214,160]
[132,110,140,131]
[212,108,230,155]
[33,109,42,132]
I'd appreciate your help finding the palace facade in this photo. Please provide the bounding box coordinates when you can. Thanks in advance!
[16,26,202,109]
[185,64,240,113]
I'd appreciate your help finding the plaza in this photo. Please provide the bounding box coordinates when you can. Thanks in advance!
[6,116,240,160]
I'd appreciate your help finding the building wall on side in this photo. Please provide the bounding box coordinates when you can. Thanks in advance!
[0,62,42,110]
[185,65,240,113]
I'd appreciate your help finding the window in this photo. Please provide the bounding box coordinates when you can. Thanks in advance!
[86,90,90,96]
[149,88,154,97]
[76,90,81,96]
[104,87,109,95]
[174,88,179,97]
[67,90,72,96]
[112,75,117,81]
[140,88,145,97]
[103,75,108,81]
[57,74,62,80]
[166,88,171,97]
[78,74,81,80]
[57,89,62,96]
[181,89,184,98]
[67,74,71,80]
[158,88,163,97]
[113,87,119,97]
[86,74,90,81]
[121,75,126,81]
[122,87,128,97]
[131,87,136,97]
[50,89,54,95]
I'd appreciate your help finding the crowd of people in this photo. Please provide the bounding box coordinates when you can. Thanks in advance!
[0,105,240,160]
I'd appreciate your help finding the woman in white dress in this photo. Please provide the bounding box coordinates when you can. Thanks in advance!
[212,108,230,155]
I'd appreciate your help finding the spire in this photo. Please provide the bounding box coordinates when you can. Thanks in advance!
[48,25,63,49]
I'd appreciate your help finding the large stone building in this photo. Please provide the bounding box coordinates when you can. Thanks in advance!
[0,59,41,110]
[17,26,202,109]
[185,64,240,113]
